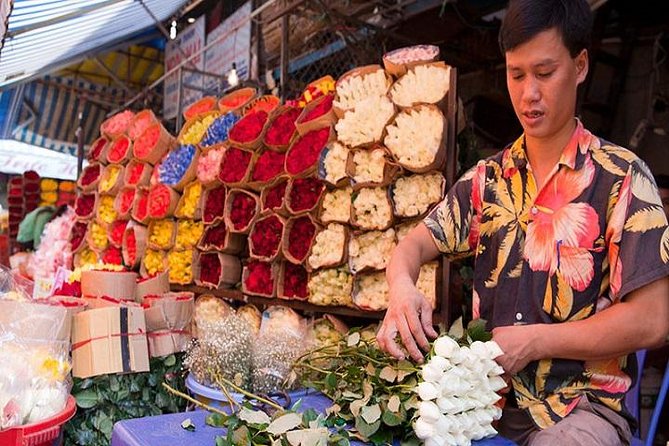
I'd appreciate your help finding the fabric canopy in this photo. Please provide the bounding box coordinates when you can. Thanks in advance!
[0,0,189,88]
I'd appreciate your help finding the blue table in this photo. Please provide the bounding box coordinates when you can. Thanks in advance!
[111,392,516,446]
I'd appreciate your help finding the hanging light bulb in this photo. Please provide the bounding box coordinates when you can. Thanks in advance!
[170,20,177,40]
[227,62,239,87]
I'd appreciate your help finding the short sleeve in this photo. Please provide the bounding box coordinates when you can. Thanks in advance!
[610,159,669,301]
[423,161,483,260]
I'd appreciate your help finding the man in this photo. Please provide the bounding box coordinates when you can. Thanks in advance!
[377,1,669,445]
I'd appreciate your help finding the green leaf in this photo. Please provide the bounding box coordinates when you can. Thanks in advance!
[381,408,405,427]
[467,318,492,342]
[347,332,360,347]
[164,354,177,367]
[74,389,99,409]
[360,404,381,424]
[181,418,196,432]
[354,416,380,439]
[286,428,329,446]
[369,427,393,445]
[238,407,271,426]
[206,413,229,427]
[266,412,303,435]
[325,373,337,390]
[378,366,397,383]
[231,425,249,445]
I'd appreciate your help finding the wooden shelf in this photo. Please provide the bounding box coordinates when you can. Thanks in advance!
[172,284,387,319]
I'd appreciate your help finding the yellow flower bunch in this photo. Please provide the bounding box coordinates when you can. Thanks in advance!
[175,219,204,249]
[39,356,72,382]
[176,182,202,219]
[180,114,217,145]
[100,165,121,192]
[68,262,125,283]
[168,249,194,284]
[40,178,58,192]
[149,219,175,248]
[89,221,108,250]
[97,195,117,224]
[77,248,99,268]
[144,249,166,276]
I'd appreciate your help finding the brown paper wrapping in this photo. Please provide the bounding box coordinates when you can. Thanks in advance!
[83,295,142,310]
[77,163,102,192]
[218,87,257,114]
[98,164,125,195]
[276,261,310,301]
[260,176,289,216]
[125,160,153,187]
[145,293,194,357]
[122,222,148,269]
[285,126,335,179]
[197,220,245,255]
[282,214,321,264]
[385,104,447,174]
[147,184,180,219]
[0,299,71,342]
[241,260,279,298]
[88,136,110,164]
[285,177,326,216]
[382,44,441,77]
[81,270,138,300]
[194,251,242,289]
[346,146,402,191]
[350,186,394,231]
[147,219,176,250]
[72,306,149,378]
[131,187,151,225]
[295,94,337,136]
[248,212,285,262]
[305,223,349,272]
[133,121,175,165]
[135,270,170,303]
[333,65,391,118]
[223,188,260,234]
[128,109,158,141]
[201,184,228,225]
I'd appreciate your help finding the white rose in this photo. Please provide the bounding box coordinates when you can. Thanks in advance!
[488,376,508,392]
[414,417,436,440]
[429,355,451,372]
[425,435,447,446]
[418,400,441,423]
[421,361,444,383]
[433,335,459,358]
[417,381,440,401]
[436,396,457,414]
[485,341,504,359]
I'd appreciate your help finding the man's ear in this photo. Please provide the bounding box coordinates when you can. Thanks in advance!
[576,49,589,84]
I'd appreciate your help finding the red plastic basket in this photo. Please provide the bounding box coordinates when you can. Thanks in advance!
[0,395,76,446]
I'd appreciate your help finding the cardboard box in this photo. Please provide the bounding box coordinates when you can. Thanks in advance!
[81,270,137,300]
[72,306,150,378]
[144,293,194,358]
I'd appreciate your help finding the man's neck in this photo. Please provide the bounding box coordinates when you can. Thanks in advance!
[525,119,577,189]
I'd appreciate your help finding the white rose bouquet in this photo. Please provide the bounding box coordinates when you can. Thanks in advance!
[352,187,394,230]
[321,141,350,186]
[307,223,348,271]
[390,62,451,108]
[335,95,395,147]
[319,187,352,224]
[334,67,390,113]
[348,228,396,273]
[391,172,445,218]
[352,271,389,311]
[307,266,354,307]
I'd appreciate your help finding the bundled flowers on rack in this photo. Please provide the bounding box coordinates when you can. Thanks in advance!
[333,67,390,113]
[348,228,396,273]
[218,87,256,113]
[175,181,203,219]
[175,219,204,250]
[88,220,108,251]
[196,147,225,185]
[179,113,218,145]
[384,105,446,172]
[264,107,300,149]
[285,127,331,176]
[352,271,389,311]
[74,247,99,268]
[251,149,285,183]
[200,113,239,147]
[126,161,152,186]
[184,96,217,120]
[383,44,440,75]
[78,164,101,191]
[352,187,393,230]
[243,260,276,297]
[28,207,76,277]
[198,222,244,254]
[202,185,227,224]
[123,223,147,269]
[228,110,269,147]
[143,249,166,276]
[225,189,259,233]
[298,93,334,125]
[389,62,451,108]
[319,187,352,224]
[287,177,325,214]
[128,109,157,140]
[102,246,123,265]
[167,249,194,284]
[107,136,132,164]
[320,141,349,186]
[391,172,445,217]
[243,95,281,115]
[97,194,118,224]
[417,262,438,309]
[307,266,353,306]
[158,144,197,188]
[307,223,347,270]
[70,221,88,252]
[88,137,109,163]
[148,219,176,250]
[131,188,150,223]
[218,147,253,184]
[100,110,134,138]
[109,220,129,247]
[287,75,335,108]
[116,187,136,218]
[249,213,284,260]
[133,122,173,165]
[148,184,180,219]
[99,164,123,194]
[195,252,241,289]
[335,95,395,147]
[261,178,288,212]
[349,147,398,186]
[278,262,309,300]
[284,215,317,263]
[396,219,420,242]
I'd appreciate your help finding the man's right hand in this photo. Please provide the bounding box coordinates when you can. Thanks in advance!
[376,279,438,363]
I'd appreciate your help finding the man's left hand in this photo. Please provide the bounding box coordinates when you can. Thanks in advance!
[492,324,543,375]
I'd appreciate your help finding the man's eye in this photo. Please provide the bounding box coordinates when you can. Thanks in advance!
[537,71,554,78]
[512,74,524,81]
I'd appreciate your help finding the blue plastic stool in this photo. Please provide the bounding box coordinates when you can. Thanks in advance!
[628,350,669,446]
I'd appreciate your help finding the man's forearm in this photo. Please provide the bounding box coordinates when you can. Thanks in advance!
[386,240,423,288]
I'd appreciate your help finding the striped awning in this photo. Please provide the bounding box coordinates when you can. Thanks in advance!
[0,0,189,88]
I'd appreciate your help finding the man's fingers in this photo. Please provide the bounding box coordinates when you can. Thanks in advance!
[420,300,438,339]
[406,309,430,352]
[396,316,424,362]
[377,321,406,360]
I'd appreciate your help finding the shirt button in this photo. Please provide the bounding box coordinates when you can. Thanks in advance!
[515,312,523,321]
[530,206,538,215]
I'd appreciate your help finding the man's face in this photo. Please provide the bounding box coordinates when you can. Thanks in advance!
[505,28,588,141]
[659,187,669,220]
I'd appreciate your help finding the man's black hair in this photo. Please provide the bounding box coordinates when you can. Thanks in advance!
[499,0,593,57]
[655,173,669,190]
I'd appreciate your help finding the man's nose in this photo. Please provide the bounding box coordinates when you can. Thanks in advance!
[523,78,541,104]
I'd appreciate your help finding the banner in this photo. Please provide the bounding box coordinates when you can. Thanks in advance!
[204,1,252,91]
[164,16,206,120]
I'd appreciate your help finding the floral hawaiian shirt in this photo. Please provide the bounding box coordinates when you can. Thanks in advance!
[424,119,669,429]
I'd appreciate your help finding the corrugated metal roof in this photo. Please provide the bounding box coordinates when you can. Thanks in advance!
[0,0,189,87]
